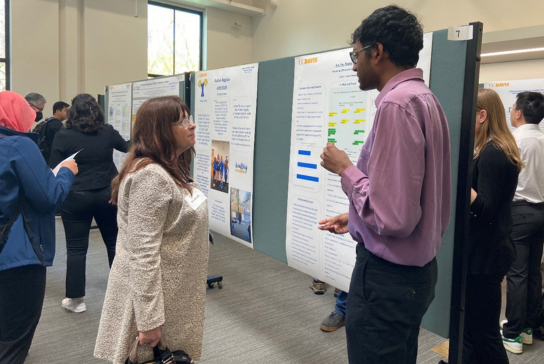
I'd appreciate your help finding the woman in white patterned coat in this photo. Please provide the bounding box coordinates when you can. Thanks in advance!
[94,96,208,364]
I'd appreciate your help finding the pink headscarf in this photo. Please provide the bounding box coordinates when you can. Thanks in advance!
[0,91,36,132]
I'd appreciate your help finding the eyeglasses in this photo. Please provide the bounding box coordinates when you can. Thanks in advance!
[173,118,194,128]
[349,44,375,64]
[508,107,516,113]
[29,103,44,112]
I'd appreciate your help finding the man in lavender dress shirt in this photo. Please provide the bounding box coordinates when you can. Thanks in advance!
[319,6,451,364]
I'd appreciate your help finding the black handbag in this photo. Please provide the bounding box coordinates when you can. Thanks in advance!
[125,337,193,364]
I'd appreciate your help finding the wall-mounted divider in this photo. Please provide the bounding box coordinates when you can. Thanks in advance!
[105,73,189,132]
[252,57,295,262]
[105,73,191,172]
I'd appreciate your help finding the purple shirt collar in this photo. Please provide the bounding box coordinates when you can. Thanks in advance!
[375,68,425,107]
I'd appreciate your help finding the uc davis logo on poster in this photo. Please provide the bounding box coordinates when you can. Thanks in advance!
[298,57,318,65]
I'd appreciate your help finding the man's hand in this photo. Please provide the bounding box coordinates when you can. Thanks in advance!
[318,213,349,234]
[320,143,353,176]
[139,327,161,348]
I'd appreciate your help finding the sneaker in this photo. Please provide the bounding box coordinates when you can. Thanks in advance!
[320,312,345,332]
[500,319,533,345]
[501,330,523,354]
[310,279,326,295]
[62,297,86,313]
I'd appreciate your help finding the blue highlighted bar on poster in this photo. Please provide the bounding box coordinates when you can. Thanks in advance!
[297,174,319,182]
[297,162,317,169]
[298,150,311,156]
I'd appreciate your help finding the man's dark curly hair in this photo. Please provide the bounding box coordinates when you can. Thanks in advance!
[351,5,423,68]
[66,93,105,133]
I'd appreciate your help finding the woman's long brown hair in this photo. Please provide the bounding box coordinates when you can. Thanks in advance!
[475,88,523,173]
[110,96,194,205]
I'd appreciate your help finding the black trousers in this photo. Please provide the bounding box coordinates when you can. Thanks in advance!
[345,243,437,364]
[462,274,509,364]
[61,187,118,298]
[504,202,544,338]
[0,265,46,364]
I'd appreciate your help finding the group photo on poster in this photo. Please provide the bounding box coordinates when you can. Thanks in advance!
[210,140,230,193]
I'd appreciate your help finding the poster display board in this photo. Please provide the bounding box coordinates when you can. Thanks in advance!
[285,34,433,291]
[107,83,132,171]
[193,64,259,247]
[484,78,544,132]
[132,75,183,117]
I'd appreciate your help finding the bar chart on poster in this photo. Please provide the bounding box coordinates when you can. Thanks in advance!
[285,33,433,292]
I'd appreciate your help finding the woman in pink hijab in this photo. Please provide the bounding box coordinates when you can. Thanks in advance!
[0,91,78,363]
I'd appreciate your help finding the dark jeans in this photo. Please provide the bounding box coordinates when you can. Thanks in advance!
[61,187,118,298]
[504,202,544,338]
[463,274,509,364]
[345,243,437,364]
[0,265,46,364]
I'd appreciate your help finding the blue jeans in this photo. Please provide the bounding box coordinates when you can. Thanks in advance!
[334,290,348,317]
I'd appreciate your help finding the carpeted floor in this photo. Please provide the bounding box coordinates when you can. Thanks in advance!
[25,220,544,363]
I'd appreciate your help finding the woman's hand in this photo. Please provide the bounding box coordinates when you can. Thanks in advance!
[139,327,162,348]
[60,159,78,175]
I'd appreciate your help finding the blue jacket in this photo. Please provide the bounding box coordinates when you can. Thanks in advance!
[0,125,75,271]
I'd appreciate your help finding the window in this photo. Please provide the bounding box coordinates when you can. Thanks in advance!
[148,2,203,78]
[0,0,9,90]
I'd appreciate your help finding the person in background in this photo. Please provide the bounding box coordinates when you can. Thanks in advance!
[24,92,46,122]
[462,88,522,363]
[44,101,70,161]
[49,94,129,313]
[34,101,70,162]
[0,91,77,363]
[502,91,544,354]
[94,96,208,364]
[320,290,348,332]
[320,6,451,363]
[310,278,326,294]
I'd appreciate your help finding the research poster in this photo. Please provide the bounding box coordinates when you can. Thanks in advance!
[484,78,544,132]
[193,64,259,247]
[107,83,132,171]
[286,34,433,292]
[131,75,182,117]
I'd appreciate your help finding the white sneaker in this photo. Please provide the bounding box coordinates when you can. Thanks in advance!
[62,297,86,313]
[500,319,533,345]
[501,331,523,354]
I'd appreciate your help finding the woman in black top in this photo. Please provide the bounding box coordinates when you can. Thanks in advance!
[462,88,523,363]
[49,94,129,313]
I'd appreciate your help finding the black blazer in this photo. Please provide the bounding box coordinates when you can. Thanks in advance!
[49,125,129,191]
[43,117,63,162]
[469,142,518,276]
